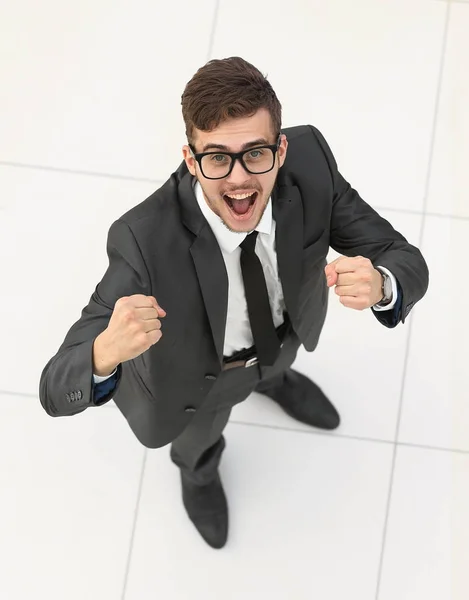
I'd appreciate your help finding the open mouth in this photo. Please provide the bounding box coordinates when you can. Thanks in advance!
[223,192,258,220]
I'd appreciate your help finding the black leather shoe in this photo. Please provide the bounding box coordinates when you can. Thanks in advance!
[181,471,228,549]
[260,368,340,430]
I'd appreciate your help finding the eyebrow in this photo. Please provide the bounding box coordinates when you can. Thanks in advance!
[201,138,270,153]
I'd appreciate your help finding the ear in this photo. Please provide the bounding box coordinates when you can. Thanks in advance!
[182,145,197,177]
[278,134,288,168]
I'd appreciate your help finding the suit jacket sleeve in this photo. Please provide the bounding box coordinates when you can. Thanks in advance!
[310,125,429,327]
[39,218,152,417]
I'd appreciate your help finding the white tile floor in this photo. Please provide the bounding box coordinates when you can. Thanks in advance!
[0,1,467,599]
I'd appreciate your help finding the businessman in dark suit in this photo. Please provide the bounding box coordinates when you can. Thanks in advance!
[39,56,429,550]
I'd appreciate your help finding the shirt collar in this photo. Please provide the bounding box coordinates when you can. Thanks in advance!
[193,178,273,254]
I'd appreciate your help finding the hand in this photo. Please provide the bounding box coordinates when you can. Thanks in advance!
[103,294,167,364]
[324,256,384,310]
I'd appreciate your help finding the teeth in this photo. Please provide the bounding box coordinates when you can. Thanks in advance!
[225,192,254,200]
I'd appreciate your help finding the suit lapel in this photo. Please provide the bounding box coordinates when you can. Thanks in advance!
[272,181,304,324]
[176,165,304,365]
[177,168,228,365]
[190,229,228,365]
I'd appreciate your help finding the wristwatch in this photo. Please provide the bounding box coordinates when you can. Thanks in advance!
[376,267,393,306]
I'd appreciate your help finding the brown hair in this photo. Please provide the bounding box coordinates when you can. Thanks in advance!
[181,56,282,146]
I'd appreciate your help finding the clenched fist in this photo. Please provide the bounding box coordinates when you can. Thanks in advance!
[93,294,166,375]
[324,256,384,310]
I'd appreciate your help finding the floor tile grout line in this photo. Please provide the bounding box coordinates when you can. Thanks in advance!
[378,207,469,222]
[374,4,451,599]
[425,211,469,221]
[394,0,451,498]
[419,7,452,220]
[206,0,220,62]
[120,448,148,600]
[394,440,469,456]
[0,160,163,184]
[229,419,469,455]
[230,419,395,445]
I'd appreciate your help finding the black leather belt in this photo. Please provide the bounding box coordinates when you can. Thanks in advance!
[222,355,260,371]
[222,314,291,371]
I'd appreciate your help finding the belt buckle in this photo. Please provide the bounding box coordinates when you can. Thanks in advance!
[245,357,259,368]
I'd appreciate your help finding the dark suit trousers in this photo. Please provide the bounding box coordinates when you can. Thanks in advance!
[170,324,301,486]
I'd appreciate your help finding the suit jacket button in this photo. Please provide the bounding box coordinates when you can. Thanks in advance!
[184,407,197,413]
[205,374,217,380]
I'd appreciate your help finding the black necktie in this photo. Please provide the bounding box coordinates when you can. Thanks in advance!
[240,231,281,366]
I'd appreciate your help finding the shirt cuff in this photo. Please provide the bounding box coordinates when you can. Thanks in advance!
[93,367,117,383]
[372,266,398,312]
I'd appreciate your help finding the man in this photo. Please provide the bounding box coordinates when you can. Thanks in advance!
[39,57,429,550]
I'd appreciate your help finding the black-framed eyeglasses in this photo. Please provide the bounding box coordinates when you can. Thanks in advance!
[189,134,281,180]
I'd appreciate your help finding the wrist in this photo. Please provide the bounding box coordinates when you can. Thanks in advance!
[93,331,119,376]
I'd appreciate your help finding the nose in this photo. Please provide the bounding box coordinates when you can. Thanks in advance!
[226,156,250,182]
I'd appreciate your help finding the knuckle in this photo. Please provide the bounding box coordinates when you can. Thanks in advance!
[123,310,134,323]
[151,331,162,345]
[362,271,372,283]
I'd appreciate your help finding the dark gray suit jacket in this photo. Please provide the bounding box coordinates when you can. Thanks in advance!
[39,125,429,448]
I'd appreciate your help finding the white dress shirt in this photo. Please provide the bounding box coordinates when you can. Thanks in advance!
[93,180,397,382]
[193,180,287,357]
